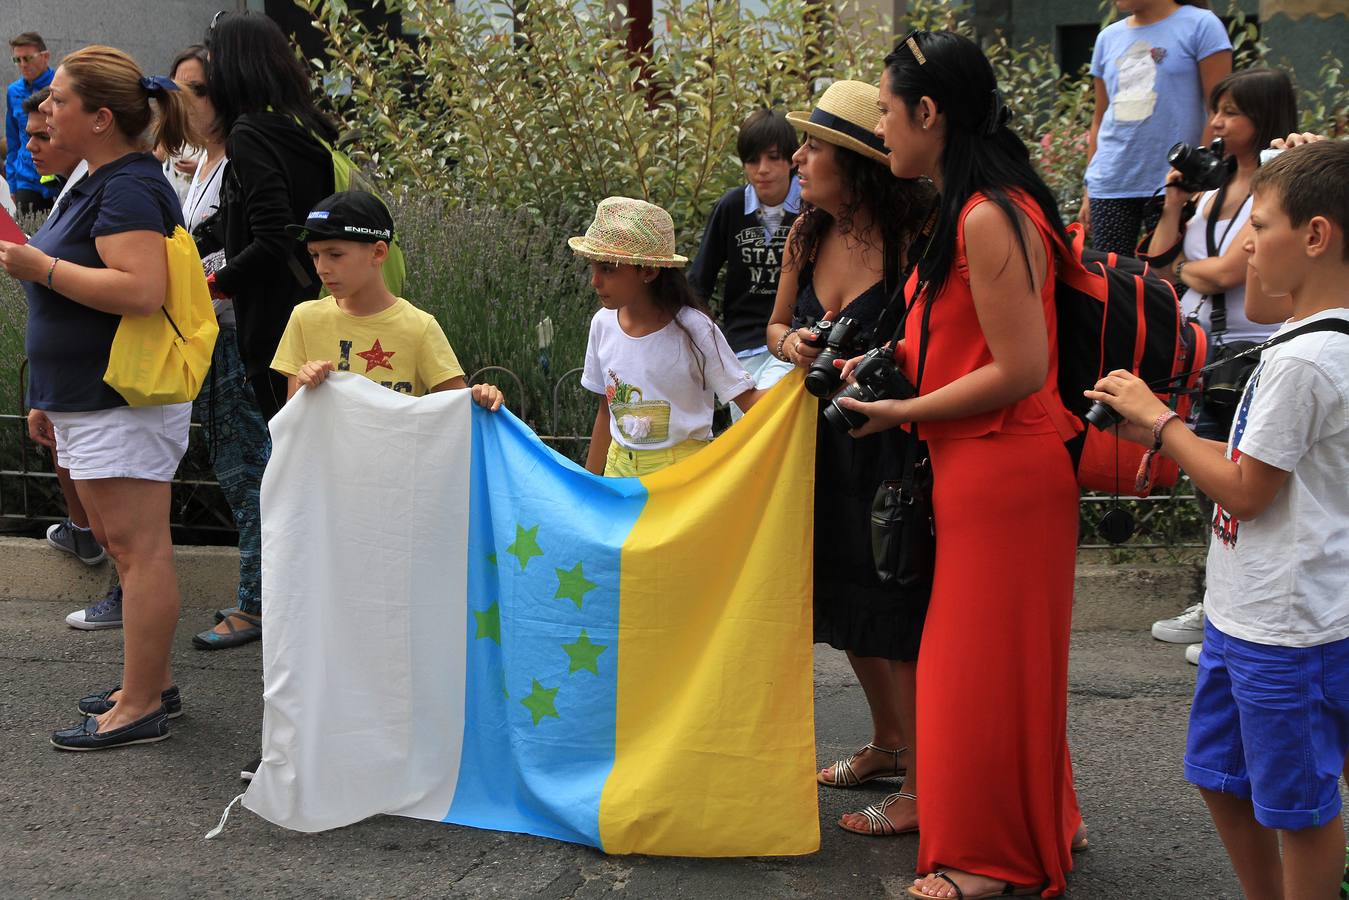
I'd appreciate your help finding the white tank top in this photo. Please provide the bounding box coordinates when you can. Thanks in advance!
[1178,188,1274,344]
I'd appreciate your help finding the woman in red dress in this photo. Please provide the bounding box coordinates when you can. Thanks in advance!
[838,30,1084,898]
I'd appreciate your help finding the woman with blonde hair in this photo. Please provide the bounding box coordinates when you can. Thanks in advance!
[0,45,198,749]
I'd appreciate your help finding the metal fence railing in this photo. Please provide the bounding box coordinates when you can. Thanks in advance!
[0,364,1207,549]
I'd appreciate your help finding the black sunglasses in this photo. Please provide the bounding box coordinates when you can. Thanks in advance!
[184,81,209,98]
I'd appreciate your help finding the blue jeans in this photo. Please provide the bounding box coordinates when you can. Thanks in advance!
[193,327,269,614]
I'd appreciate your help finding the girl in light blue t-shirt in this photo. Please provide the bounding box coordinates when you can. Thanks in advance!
[1081,0,1231,256]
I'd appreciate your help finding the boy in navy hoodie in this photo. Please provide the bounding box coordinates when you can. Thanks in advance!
[689,110,800,409]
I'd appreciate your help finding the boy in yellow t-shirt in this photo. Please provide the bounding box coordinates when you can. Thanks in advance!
[271,191,503,410]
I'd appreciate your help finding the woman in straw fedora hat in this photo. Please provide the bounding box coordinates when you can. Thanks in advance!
[766,79,935,837]
[574,196,763,478]
[834,31,1086,898]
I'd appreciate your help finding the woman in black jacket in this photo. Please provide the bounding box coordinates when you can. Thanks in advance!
[205,11,336,420]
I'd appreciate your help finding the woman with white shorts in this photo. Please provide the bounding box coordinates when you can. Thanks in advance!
[0,45,199,750]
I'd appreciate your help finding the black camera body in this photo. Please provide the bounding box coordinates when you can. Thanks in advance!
[802,317,867,398]
[822,346,916,432]
[1168,138,1234,193]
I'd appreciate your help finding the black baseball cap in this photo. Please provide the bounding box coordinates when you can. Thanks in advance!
[286,190,394,244]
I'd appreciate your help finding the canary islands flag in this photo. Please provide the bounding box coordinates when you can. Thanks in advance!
[243,371,819,856]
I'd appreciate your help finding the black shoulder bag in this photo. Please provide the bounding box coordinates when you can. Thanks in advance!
[869,279,935,591]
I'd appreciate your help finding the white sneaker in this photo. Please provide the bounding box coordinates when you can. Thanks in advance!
[1152,603,1205,644]
[1185,643,1202,666]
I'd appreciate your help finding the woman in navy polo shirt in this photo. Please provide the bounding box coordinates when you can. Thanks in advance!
[0,45,197,750]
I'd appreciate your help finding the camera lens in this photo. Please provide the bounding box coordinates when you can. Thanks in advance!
[823,393,869,432]
[804,351,842,397]
[1084,400,1124,431]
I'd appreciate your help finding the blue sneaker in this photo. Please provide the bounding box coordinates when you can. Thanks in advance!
[46,519,107,565]
[65,584,123,631]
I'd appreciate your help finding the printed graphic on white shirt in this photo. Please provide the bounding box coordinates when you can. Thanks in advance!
[1211,359,1263,548]
[606,370,670,445]
[1113,40,1159,122]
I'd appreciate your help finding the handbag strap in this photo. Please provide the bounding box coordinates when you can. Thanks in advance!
[896,279,935,496]
[1152,318,1349,390]
[1202,180,1250,340]
[872,207,939,347]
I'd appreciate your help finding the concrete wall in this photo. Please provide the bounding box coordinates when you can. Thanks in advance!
[1,0,233,76]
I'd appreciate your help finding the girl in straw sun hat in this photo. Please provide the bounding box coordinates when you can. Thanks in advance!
[768,78,937,841]
[574,196,763,478]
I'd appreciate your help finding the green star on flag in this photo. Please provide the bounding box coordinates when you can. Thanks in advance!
[562,630,607,675]
[506,524,543,571]
[473,601,500,644]
[521,679,560,726]
[554,562,597,609]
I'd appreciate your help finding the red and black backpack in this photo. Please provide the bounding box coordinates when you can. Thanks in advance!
[1052,223,1208,496]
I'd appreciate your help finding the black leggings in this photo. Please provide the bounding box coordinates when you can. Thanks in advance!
[1088,196,1161,257]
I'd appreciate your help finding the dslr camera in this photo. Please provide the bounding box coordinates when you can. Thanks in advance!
[1167,138,1234,193]
[801,317,867,398]
[822,346,916,432]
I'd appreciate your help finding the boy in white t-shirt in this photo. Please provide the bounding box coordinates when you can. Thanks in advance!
[1085,140,1349,900]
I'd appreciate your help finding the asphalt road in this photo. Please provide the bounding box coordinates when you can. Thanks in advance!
[0,590,1311,899]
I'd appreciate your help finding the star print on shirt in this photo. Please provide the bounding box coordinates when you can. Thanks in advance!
[356,339,396,373]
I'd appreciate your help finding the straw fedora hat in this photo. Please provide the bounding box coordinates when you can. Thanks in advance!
[786,80,889,165]
[568,197,689,268]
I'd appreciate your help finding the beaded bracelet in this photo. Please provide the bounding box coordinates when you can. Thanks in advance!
[46,256,60,289]
[1135,410,1180,495]
[773,328,793,362]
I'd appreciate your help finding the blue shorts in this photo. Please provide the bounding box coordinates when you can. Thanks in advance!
[1184,620,1349,830]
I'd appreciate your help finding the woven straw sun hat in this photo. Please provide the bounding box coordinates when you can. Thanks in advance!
[568,197,689,268]
[786,80,890,165]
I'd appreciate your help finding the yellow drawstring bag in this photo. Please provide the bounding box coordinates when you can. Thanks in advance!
[103,225,218,406]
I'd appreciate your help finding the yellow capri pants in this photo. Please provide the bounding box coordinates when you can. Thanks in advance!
[603,438,709,478]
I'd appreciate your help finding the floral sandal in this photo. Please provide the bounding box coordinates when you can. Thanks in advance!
[838,790,918,837]
[817,742,907,787]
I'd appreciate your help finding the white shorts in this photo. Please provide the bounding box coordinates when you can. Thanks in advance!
[46,403,192,482]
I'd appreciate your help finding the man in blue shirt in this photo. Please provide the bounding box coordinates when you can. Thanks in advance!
[5,31,55,214]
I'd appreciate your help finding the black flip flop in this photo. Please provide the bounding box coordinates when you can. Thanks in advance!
[192,611,261,650]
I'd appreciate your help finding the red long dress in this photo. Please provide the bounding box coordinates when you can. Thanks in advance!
[902,192,1082,897]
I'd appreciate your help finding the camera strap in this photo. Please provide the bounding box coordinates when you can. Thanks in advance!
[1149,318,1349,391]
[1202,179,1251,340]
[873,207,939,347]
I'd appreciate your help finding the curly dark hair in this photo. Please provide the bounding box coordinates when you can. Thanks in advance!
[786,142,934,291]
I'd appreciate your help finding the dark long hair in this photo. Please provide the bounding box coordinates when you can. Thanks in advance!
[649,267,715,388]
[1210,68,1298,162]
[204,11,336,141]
[883,30,1070,301]
[786,141,933,292]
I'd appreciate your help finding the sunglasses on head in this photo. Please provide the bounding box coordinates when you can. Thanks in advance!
[897,29,927,66]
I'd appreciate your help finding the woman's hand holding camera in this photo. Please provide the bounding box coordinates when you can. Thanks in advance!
[1083,370,1170,447]
[785,327,823,368]
[1162,170,1195,208]
[833,395,915,437]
